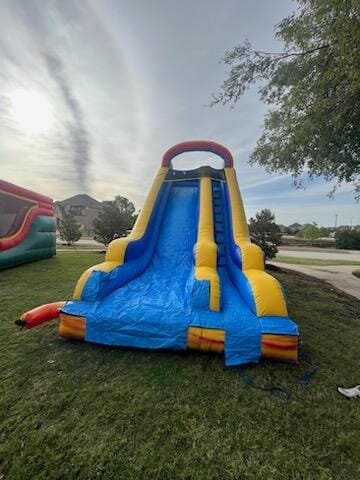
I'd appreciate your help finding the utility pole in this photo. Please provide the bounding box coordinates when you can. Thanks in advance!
[334,214,338,229]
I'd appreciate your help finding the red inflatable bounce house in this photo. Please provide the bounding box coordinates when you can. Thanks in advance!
[0,180,56,269]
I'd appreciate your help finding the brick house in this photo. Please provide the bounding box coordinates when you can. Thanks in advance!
[55,194,102,236]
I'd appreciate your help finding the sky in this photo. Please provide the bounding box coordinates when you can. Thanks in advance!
[0,0,358,227]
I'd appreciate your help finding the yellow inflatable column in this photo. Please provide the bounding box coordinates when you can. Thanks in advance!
[194,177,220,311]
[224,168,288,317]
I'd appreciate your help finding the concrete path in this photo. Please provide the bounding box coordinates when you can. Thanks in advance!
[270,262,360,300]
[57,238,100,246]
[57,248,104,252]
[278,247,360,262]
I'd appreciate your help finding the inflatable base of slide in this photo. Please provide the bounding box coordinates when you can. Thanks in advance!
[19,141,299,366]
[0,180,56,270]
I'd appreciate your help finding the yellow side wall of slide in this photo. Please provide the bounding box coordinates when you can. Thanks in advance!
[225,168,288,317]
[73,167,168,299]
[194,177,220,311]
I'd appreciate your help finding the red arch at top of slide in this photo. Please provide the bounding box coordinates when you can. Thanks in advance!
[161,140,234,168]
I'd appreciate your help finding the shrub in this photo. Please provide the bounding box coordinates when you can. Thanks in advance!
[352,269,360,279]
[58,213,82,245]
[335,228,360,250]
[249,209,281,260]
[297,223,328,240]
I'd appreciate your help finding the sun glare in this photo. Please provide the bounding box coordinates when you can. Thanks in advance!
[10,90,54,134]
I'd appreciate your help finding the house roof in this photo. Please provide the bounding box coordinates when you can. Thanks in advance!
[56,194,102,209]
[287,222,313,231]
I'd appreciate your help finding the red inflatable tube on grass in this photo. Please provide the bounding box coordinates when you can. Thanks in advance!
[16,302,65,330]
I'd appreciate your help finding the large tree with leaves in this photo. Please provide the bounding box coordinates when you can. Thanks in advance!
[93,196,136,246]
[213,0,360,198]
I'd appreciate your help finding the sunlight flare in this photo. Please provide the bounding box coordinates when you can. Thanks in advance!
[9,90,54,134]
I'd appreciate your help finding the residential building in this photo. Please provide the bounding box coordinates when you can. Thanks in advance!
[55,194,102,236]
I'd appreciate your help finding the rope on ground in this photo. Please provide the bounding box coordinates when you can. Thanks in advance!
[238,369,290,398]
[298,350,319,388]
[237,349,319,399]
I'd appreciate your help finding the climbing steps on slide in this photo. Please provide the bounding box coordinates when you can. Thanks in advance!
[212,182,226,267]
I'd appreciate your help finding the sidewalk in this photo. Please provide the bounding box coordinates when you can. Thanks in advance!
[270,262,360,300]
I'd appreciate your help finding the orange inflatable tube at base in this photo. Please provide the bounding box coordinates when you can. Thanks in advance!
[16,302,65,330]
[56,318,299,363]
[58,313,86,340]
[19,306,298,363]
[187,327,298,363]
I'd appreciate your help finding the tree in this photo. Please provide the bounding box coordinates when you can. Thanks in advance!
[93,196,136,246]
[297,223,327,240]
[58,213,82,245]
[249,209,282,260]
[213,0,360,199]
[335,228,360,250]
[114,196,136,216]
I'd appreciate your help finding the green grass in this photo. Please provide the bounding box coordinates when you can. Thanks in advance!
[1,253,360,479]
[275,255,360,266]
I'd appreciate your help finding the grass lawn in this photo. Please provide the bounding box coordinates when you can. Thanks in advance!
[275,255,360,267]
[1,252,360,479]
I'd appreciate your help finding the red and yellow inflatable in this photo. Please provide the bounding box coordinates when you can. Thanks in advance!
[0,180,56,269]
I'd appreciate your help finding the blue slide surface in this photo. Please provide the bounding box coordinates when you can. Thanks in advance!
[63,178,265,365]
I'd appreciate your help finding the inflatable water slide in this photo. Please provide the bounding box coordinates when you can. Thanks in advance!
[0,180,56,269]
[20,141,299,366]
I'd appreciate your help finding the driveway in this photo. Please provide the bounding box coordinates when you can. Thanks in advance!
[270,262,360,300]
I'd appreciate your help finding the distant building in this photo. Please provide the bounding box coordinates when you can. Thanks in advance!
[55,194,102,236]
[278,224,288,234]
[287,222,312,235]
[287,222,303,234]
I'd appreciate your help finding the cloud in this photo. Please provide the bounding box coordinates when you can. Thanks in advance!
[43,51,91,192]
[0,0,358,226]
[241,173,292,191]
